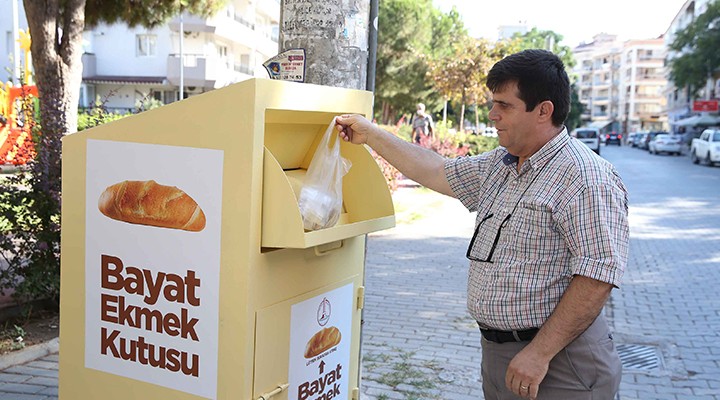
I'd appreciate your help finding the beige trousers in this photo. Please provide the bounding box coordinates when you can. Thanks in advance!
[480,315,622,400]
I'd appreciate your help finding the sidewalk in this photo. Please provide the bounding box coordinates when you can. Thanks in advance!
[0,339,59,400]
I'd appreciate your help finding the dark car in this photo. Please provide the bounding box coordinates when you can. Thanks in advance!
[604,131,622,145]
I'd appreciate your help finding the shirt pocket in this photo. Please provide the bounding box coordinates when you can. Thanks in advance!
[511,201,561,257]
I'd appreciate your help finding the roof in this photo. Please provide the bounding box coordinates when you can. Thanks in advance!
[586,120,613,129]
[83,76,166,85]
[672,114,720,127]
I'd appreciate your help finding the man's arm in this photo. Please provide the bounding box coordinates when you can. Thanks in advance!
[504,275,613,399]
[336,114,454,197]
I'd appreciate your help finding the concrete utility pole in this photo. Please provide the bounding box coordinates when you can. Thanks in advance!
[279,0,372,90]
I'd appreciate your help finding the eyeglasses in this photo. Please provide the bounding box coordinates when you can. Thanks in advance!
[465,169,511,264]
[465,212,512,263]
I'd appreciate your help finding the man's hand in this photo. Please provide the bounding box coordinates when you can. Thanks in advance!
[504,276,614,399]
[505,346,550,400]
[335,114,375,145]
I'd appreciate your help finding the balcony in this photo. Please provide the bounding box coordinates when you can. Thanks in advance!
[167,54,256,89]
[169,13,278,55]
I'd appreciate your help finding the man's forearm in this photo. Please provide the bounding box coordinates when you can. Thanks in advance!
[526,275,613,361]
[366,126,454,197]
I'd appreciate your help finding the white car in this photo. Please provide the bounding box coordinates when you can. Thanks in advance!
[648,134,682,155]
[571,128,601,154]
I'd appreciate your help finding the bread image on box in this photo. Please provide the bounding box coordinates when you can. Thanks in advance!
[304,326,341,358]
[98,180,206,232]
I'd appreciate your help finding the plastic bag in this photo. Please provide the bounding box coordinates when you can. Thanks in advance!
[298,117,352,231]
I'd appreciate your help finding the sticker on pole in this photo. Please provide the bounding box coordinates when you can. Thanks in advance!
[289,283,354,400]
[263,48,306,82]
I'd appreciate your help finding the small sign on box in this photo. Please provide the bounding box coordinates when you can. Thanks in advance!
[693,100,719,112]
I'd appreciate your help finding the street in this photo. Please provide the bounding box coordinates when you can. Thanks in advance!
[360,144,720,400]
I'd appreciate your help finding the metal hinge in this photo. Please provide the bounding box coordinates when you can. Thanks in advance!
[352,387,360,400]
[357,286,365,310]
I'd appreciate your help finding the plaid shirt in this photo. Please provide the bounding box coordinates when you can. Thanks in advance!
[445,129,629,331]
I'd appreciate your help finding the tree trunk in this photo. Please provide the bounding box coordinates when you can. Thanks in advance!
[24,0,85,136]
[280,0,370,90]
[474,103,479,133]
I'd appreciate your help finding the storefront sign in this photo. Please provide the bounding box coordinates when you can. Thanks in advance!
[85,140,224,399]
[289,284,353,400]
[693,100,719,112]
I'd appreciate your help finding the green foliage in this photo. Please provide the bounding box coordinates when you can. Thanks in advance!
[566,83,585,131]
[669,0,720,97]
[375,0,467,124]
[507,27,577,68]
[457,133,500,156]
[78,107,127,131]
[85,0,227,28]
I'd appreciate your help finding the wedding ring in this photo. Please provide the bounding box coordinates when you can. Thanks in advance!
[520,385,528,390]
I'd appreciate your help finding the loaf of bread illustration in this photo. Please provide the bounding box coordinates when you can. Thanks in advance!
[304,326,341,359]
[98,180,206,232]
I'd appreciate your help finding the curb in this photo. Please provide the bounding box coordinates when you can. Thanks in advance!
[0,337,59,370]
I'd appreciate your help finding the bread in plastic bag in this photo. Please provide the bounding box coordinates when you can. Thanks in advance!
[298,117,352,230]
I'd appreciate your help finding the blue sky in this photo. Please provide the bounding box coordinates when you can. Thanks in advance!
[432,0,687,47]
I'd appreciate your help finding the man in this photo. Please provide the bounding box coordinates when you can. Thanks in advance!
[336,49,628,400]
[410,102,434,143]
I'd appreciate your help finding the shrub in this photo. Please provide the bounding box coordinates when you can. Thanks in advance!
[0,84,60,306]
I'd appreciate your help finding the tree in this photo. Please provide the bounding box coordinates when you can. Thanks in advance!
[374,0,465,124]
[507,27,576,69]
[669,0,720,97]
[427,37,508,132]
[375,0,434,124]
[1,0,226,304]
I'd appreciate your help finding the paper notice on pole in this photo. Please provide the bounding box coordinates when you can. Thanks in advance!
[263,49,306,82]
[288,283,353,400]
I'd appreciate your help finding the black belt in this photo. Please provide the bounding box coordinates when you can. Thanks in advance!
[479,324,539,343]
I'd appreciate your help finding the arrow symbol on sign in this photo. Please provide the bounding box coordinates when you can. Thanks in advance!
[318,360,326,374]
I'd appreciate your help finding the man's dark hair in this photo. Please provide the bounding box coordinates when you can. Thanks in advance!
[486,49,570,126]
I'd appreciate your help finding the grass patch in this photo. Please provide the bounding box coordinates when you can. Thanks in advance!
[0,324,26,353]
[363,347,443,400]
[393,187,446,225]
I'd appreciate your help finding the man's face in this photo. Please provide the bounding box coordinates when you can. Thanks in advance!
[487,82,539,156]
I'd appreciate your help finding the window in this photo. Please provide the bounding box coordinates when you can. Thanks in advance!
[136,34,157,57]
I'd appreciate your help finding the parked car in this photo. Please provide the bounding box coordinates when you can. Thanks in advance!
[604,131,622,145]
[690,128,720,166]
[643,131,668,150]
[635,132,650,149]
[571,127,601,154]
[648,134,682,155]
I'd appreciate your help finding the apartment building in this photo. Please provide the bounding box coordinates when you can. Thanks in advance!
[572,34,624,133]
[618,39,667,132]
[572,33,668,134]
[664,0,720,132]
[1,0,280,112]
